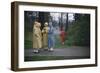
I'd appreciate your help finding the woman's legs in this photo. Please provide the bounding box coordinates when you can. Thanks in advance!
[48,37,54,51]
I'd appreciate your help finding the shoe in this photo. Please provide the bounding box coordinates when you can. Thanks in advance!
[33,50,39,53]
[44,48,48,51]
[62,42,64,45]
[49,48,54,52]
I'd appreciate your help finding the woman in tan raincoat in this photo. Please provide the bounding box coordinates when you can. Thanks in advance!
[33,21,42,53]
[42,22,49,49]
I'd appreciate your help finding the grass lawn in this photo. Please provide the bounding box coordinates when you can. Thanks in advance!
[25,56,67,61]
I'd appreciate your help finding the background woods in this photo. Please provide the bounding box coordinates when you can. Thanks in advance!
[24,11,90,49]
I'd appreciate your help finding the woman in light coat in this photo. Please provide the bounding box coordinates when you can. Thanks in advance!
[42,22,49,49]
[33,21,42,53]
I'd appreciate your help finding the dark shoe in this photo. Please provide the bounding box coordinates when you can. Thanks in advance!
[44,48,48,51]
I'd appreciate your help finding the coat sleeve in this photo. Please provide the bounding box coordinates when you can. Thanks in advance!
[34,29,40,37]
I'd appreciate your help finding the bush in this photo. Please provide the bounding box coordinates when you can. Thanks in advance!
[67,17,90,46]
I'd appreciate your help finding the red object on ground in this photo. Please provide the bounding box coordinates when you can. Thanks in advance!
[60,27,66,44]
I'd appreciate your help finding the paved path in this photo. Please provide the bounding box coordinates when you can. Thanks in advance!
[25,46,90,58]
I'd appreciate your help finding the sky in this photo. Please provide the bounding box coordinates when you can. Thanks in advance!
[50,13,74,21]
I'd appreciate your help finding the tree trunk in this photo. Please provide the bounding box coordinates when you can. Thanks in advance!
[65,13,68,31]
